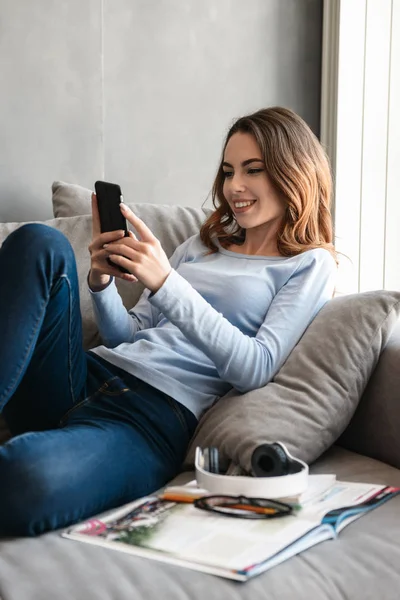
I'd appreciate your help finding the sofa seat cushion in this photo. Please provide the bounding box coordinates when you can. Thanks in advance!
[0,447,399,600]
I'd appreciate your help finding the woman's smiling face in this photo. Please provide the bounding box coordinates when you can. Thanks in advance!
[222,132,286,232]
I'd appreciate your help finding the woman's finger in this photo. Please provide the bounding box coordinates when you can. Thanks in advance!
[120,204,155,243]
[89,230,126,255]
[120,273,138,282]
[92,251,137,282]
[107,254,133,272]
[98,230,126,245]
[102,241,140,258]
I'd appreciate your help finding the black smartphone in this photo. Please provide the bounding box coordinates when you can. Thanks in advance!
[94,181,129,235]
[94,180,130,273]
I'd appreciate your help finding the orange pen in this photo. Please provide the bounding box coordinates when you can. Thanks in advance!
[159,492,204,503]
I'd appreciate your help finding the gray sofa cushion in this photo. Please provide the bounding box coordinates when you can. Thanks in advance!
[339,320,400,469]
[0,447,399,600]
[51,180,209,220]
[52,181,93,217]
[186,291,400,471]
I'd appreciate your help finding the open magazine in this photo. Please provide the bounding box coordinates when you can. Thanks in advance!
[62,477,400,582]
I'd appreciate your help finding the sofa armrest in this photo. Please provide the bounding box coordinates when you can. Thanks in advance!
[339,320,400,469]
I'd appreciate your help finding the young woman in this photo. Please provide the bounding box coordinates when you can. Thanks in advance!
[0,107,337,537]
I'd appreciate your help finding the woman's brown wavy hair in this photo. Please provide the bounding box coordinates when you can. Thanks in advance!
[200,106,336,262]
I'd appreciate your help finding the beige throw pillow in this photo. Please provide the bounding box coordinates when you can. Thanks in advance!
[51,180,211,221]
[185,291,400,472]
[339,320,400,470]
[52,181,93,217]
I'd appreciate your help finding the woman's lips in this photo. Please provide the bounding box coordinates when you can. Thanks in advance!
[233,200,257,214]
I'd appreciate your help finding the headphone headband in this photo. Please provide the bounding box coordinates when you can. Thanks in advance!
[195,443,308,499]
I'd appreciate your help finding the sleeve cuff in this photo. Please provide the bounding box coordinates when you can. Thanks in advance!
[87,272,115,295]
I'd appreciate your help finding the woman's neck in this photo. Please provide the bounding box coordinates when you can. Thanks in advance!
[229,228,281,256]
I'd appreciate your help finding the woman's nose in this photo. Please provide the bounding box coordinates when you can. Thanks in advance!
[231,174,246,192]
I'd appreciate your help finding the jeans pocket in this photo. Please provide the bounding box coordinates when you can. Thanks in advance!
[98,377,130,396]
[58,376,130,426]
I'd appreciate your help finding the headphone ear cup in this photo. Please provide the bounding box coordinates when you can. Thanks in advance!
[208,447,220,474]
[251,443,291,477]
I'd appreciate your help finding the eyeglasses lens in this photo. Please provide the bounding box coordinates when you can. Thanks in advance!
[194,496,292,519]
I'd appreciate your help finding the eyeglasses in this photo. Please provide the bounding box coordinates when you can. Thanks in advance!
[193,495,293,519]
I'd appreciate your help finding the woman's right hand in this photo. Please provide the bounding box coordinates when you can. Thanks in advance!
[88,193,138,291]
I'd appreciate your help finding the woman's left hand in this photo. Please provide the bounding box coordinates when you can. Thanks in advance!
[103,204,172,293]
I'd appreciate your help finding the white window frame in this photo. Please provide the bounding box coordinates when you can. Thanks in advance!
[321,0,400,294]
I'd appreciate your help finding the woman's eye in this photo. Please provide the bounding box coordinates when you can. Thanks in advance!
[223,168,263,179]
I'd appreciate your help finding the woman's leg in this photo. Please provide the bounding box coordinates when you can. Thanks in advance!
[0,371,197,537]
[0,224,87,433]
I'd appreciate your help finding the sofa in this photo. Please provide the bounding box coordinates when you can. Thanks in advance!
[1,181,400,600]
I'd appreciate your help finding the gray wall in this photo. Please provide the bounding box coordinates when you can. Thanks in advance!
[0,0,323,222]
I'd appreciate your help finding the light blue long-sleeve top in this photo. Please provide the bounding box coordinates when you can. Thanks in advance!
[89,234,337,419]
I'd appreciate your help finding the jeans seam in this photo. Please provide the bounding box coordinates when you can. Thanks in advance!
[164,396,190,437]
[0,297,47,406]
[62,274,77,405]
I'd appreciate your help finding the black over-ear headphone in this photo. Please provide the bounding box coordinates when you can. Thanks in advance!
[203,443,302,477]
[251,443,303,477]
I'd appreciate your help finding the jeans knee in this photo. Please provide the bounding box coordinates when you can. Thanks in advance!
[5,223,72,256]
[10,223,71,253]
[0,446,59,537]
[3,223,75,274]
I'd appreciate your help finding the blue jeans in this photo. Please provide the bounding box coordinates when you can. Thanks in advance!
[0,224,197,537]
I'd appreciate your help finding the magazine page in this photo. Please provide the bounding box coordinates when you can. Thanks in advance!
[300,481,385,524]
[63,479,399,580]
[64,495,323,578]
[319,485,400,532]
